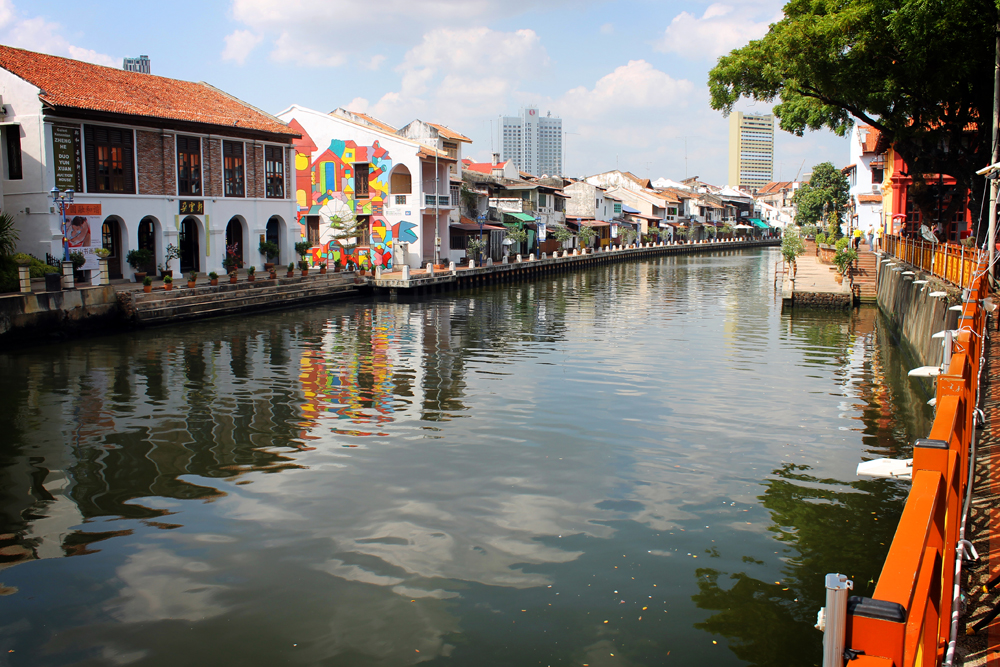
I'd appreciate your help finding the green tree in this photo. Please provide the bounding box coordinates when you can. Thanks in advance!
[793,162,850,236]
[708,0,995,230]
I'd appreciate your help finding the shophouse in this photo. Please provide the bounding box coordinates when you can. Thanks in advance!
[277,106,454,270]
[0,45,299,282]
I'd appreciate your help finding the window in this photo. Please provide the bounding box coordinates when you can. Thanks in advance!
[84,125,134,193]
[614,202,622,214]
[354,162,370,198]
[871,167,884,185]
[265,145,284,198]
[4,125,21,180]
[395,195,407,205]
[306,216,320,246]
[177,135,201,196]
[390,166,412,194]
[443,141,458,160]
[538,193,547,207]
[223,141,245,197]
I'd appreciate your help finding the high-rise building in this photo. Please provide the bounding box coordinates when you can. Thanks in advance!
[122,55,150,74]
[500,107,562,177]
[727,112,774,192]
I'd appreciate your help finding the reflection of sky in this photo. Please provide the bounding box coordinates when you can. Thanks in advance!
[0,249,931,665]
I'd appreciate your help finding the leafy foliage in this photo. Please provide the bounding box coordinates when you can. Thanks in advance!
[576,225,597,247]
[835,247,859,274]
[0,211,17,257]
[69,251,85,270]
[259,241,279,259]
[125,248,152,271]
[793,163,849,232]
[708,0,995,228]
[781,228,805,265]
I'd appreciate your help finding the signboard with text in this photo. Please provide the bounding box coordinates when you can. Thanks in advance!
[179,200,204,215]
[52,125,82,192]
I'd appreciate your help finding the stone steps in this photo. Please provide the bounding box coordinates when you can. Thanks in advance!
[852,250,879,303]
[129,274,362,325]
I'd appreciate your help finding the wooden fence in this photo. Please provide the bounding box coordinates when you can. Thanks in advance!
[882,235,980,289]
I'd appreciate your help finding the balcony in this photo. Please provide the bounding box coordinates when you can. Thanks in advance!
[423,194,452,207]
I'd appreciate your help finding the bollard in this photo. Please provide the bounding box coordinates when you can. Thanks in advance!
[18,265,30,293]
[469,259,475,269]
[62,261,74,290]
[375,266,382,278]
[448,261,455,274]
[529,253,535,261]
[401,264,410,280]
[820,574,853,667]
[516,254,522,262]
[427,262,435,276]
[487,258,493,267]
[99,258,110,286]
[502,256,508,264]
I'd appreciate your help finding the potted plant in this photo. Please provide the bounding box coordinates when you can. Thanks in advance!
[334,258,343,273]
[299,259,310,276]
[142,275,153,293]
[247,265,256,282]
[162,243,180,277]
[163,274,173,291]
[69,251,86,283]
[187,270,198,289]
[95,247,110,260]
[286,262,295,278]
[781,228,805,276]
[319,262,327,275]
[208,271,219,286]
[834,246,858,283]
[294,241,312,261]
[269,265,277,279]
[223,243,242,276]
[259,240,279,270]
[126,248,153,282]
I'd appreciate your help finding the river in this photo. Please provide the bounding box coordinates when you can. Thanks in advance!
[0,247,931,666]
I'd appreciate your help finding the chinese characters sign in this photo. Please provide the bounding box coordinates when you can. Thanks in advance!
[179,200,204,215]
[53,125,82,192]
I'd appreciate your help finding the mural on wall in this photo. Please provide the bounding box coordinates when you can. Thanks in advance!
[290,119,416,270]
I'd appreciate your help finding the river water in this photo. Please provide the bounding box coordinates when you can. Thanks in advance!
[0,247,932,667]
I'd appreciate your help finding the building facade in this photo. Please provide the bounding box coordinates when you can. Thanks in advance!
[122,55,150,74]
[0,45,299,283]
[500,107,562,178]
[727,112,774,193]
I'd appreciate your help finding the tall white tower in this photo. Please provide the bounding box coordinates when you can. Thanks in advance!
[500,107,562,177]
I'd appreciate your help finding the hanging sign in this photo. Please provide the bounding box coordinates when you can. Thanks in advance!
[179,200,204,215]
[52,125,83,192]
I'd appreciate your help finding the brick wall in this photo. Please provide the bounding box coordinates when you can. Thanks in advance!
[162,134,176,195]
[284,147,290,202]
[253,144,265,199]
[205,139,223,197]
[136,130,167,195]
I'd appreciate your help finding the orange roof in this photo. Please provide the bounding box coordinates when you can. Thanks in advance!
[756,181,794,195]
[0,44,297,137]
[857,193,883,203]
[465,161,506,174]
[428,122,471,143]
[858,125,883,153]
[417,147,455,162]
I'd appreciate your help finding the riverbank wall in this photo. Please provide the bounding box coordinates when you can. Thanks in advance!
[0,285,120,347]
[875,257,964,367]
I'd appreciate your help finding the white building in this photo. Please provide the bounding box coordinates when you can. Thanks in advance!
[0,45,299,282]
[277,105,454,270]
[846,124,885,234]
[500,107,562,177]
[728,112,774,193]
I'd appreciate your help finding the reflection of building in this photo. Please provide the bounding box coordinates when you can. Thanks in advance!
[728,112,774,193]
[0,45,299,282]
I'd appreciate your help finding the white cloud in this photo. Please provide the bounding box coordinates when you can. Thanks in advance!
[2,12,115,66]
[560,60,694,120]
[221,29,262,65]
[344,97,370,113]
[362,54,386,71]
[270,31,345,67]
[657,3,781,61]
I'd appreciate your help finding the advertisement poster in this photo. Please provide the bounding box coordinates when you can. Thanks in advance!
[611,223,619,239]
[537,222,546,242]
[65,204,103,281]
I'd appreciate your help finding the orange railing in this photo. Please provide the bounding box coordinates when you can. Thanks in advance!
[844,263,988,666]
[882,235,979,289]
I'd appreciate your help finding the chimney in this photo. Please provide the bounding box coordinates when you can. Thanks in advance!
[492,153,500,166]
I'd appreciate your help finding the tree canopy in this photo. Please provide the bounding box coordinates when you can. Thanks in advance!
[708,0,996,229]
[793,162,850,234]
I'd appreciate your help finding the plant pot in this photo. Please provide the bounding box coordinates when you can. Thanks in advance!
[264,262,274,271]
[160,270,173,279]
[210,278,219,286]
[188,281,197,289]
[358,270,366,277]
[834,272,844,284]
[301,269,309,277]
[164,283,173,291]
[248,275,255,282]
[319,266,327,275]
[230,273,238,284]
[143,285,152,293]
[287,271,295,278]
[269,271,277,280]
[133,271,147,283]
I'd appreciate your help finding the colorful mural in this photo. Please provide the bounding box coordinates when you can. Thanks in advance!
[290,119,416,270]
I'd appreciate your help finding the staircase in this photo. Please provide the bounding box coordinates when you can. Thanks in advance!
[123,273,364,325]
[850,247,879,304]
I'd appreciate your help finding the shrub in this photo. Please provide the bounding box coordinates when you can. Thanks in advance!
[259,241,279,259]
[0,211,17,257]
[781,228,805,264]
[142,275,153,286]
[163,274,172,283]
[835,236,850,252]
[69,251,86,270]
[834,247,858,274]
[125,248,152,270]
[294,241,312,258]
[815,231,827,245]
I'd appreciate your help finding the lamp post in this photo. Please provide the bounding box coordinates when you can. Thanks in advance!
[49,187,75,261]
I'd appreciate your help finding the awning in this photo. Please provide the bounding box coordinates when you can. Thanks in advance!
[581,220,611,228]
[451,222,505,231]
[504,212,536,222]
[622,204,640,214]
[748,218,769,229]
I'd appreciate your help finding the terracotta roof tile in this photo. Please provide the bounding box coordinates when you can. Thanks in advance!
[428,122,471,143]
[857,193,883,203]
[464,161,506,174]
[0,44,297,137]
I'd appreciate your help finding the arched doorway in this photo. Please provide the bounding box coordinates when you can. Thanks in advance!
[226,217,245,267]
[101,217,123,279]
[266,216,282,263]
[389,165,412,203]
[179,216,201,273]
[138,216,158,274]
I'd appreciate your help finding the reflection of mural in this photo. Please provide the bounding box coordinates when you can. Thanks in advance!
[291,119,414,270]
[298,310,397,441]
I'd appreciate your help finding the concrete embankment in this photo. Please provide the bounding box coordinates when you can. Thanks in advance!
[0,285,121,347]
[875,257,963,366]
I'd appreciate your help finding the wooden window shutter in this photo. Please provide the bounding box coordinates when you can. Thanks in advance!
[84,125,96,192]
[122,129,135,194]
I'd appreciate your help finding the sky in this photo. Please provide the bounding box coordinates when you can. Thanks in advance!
[7,0,849,185]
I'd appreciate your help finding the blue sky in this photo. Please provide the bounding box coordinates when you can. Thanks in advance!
[10,0,847,185]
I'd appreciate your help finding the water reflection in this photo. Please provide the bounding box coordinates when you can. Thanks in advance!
[0,249,932,665]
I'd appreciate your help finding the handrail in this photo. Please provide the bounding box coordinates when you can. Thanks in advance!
[881,235,978,289]
[837,260,988,666]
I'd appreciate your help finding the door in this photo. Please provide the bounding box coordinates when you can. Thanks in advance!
[138,217,156,273]
[101,219,122,279]
[180,217,200,273]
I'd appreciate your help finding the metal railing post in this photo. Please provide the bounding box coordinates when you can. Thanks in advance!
[821,573,853,667]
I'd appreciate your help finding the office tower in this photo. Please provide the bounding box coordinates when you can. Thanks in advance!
[500,107,562,177]
[122,55,151,74]
[728,112,774,192]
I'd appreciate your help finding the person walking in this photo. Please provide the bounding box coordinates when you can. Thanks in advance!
[866,225,874,250]
[853,227,862,251]
[874,224,884,251]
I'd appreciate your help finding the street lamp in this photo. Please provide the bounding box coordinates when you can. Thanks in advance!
[49,187,75,261]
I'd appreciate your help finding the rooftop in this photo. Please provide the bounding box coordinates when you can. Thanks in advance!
[0,44,297,137]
